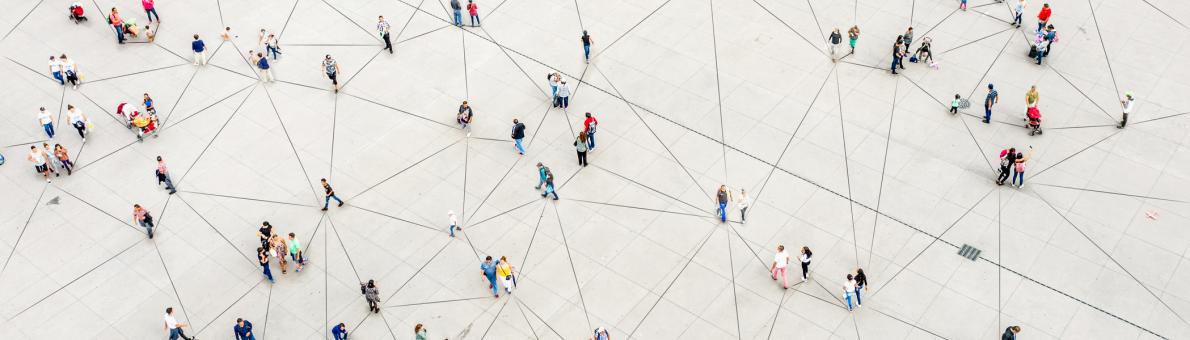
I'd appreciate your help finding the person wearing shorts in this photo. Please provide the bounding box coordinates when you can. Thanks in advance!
[323,55,340,92]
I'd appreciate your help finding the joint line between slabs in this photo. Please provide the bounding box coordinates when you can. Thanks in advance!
[0,0,43,41]
[262,86,323,202]
[750,65,835,209]
[592,0,677,59]
[347,138,465,201]
[553,204,594,331]
[0,185,49,281]
[627,228,718,338]
[174,85,259,186]
[750,0,827,57]
[709,0,730,187]
[329,217,399,340]
[832,68,862,269]
[867,78,898,269]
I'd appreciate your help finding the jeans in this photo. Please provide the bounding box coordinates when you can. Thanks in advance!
[718,202,727,221]
[514,138,525,154]
[73,121,86,138]
[146,8,159,22]
[543,183,558,199]
[583,44,591,60]
[267,45,280,60]
[449,224,457,237]
[324,195,343,209]
[382,32,392,52]
[138,219,154,237]
[52,71,64,85]
[1035,48,1045,64]
[554,96,569,108]
[984,107,992,122]
[550,85,557,99]
[486,275,499,295]
[113,25,124,43]
[1014,13,1022,26]
[586,130,595,149]
[845,291,853,311]
[1012,171,1025,186]
[169,328,181,340]
[262,263,274,282]
[1038,21,1046,32]
[453,10,462,25]
[577,151,587,166]
[771,267,788,288]
[890,57,900,73]
[536,176,546,189]
[470,15,480,26]
[854,287,862,305]
[160,173,176,191]
[43,123,55,138]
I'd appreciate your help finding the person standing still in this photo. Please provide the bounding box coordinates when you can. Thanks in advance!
[582,112,598,150]
[378,16,393,54]
[109,8,125,44]
[715,185,732,222]
[575,131,589,166]
[1013,0,1026,28]
[362,280,381,313]
[996,148,1016,185]
[511,118,526,155]
[770,245,790,289]
[27,146,52,183]
[54,145,74,175]
[191,35,207,66]
[1002,326,1021,340]
[163,307,195,340]
[49,56,64,85]
[799,246,812,281]
[415,324,429,340]
[142,0,159,23]
[288,232,305,272]
[1012,147,1034,188]
[323,55,341,92]
[321,178,344,210]
[234,318,255,340]
[467,0,480,27]
[847,26,860,53]
[37,107,55,139]
[256,52,273,82]
[448,210,460,237]
[450,0,463,26]
[134,204,155,238]
[258,247,274,283]
[890,41,903,74]
[984,83,998,123]
[1118,92,1134,128]
[828,28,842,61]
[1037,3,1051,31]
[902,27,914,53]
[581,30,593,63]
[156,156,177,194]
[331,323,349,340]
[458,101,474,129]
[555,81,571,108]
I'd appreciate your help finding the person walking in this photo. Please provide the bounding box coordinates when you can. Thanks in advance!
[42,143,61,176]
[983,83,999,123]
[828,28,842,61]
[1036,3,1051,31]
[581,30,593,63]
[481,256,501,297]
[450,0,463,26]
[548,72,561,101]
[1011,147,1034,188]
[555,81,571,108]
[854,268,867,307]
[54,144,73,176]
[163,307,195,340]
[534,162,550,191]
[1002,326,1021,340]
[321,178,344,210]
[575,131,589,166]
[109,8,125,44]
[191,34,207,66]
[847,26,860,53]
[37,107,54,139]
[256,52,273,82]
[799,246,812,281]
[467,0,480,27]
[541,170,559,200]
[457,101,474,129]
[133,204,155,238]
[511,118,526,155]
[288,232,305,272]
[996,148,1016,185]
[27,146,52,183]
[265,33,281,60]
[323,55,341,92]
[378,16,393,54]
[66,105,89,142]
[414,324,429,340]
[844,274,856,312]
[737,189,750,223]
[258,221,274,248]
[142,0,159,23]
[582,112,598,150]
[1033,30,1050,65]
[156,156,177,194]
[258,247,274,283]
[61,54,81,89]
[234,318,255,340]
[902,27,914,53]
[715,185,732,222]
[1118,92,1134,128]
[362,279,381,313]
[770,245,790,289]
[496,256,516,294]
[331,323,349,340]
[1013,0,1026,28]
[49,56,64,85]
[448,210,460,237]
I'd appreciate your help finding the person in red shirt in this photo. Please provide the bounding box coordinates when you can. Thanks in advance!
[1036,4,1051,32]
[109,7,125,44]
[143,0,159,23]
[467,0,480,27]
[582,112,598,150]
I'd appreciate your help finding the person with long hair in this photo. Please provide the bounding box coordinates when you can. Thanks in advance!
[799,246,813,281]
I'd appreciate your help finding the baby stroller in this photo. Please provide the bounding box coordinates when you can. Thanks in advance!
[68,3,87,23]
[1025,107,1043,136]
[132,112,159,141]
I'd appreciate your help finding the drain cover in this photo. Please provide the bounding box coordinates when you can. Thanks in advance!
[958,244,981,261]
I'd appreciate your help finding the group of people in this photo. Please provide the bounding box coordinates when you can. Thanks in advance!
[105,1,159,45]
[256,221,307,284]
[480,256,517,298]
[714,185,750,223]
[449,0,481,27]
[48,54,82,89]
[996,146,1034,188]
[827,26,861,61]
[889,26,934,73]
[25,143,74,183]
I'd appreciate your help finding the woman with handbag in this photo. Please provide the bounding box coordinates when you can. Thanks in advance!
[496,256,516,294]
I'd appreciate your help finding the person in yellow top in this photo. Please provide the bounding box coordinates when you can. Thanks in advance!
[1025,86,1039,116]
[496,256,516,294]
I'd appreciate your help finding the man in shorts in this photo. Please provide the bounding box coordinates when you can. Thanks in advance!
[323,55,341,92]
[27,146,52,183]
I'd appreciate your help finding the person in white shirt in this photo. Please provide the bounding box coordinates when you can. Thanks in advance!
[60,54,80,89]
[163,307,195,340]
[1118,92,1134,128]
[66,104,89,142]
[49,56,64,85]
[770,245,790,289]
[37,107,55,139]
[844,275,856,311]
[737,189,750,223]
[27,146,51,183]
[799,246,812,281]
[448,210,460,237]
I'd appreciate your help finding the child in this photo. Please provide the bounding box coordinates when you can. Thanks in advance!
[145,25,155,42]
[950,94,960,114]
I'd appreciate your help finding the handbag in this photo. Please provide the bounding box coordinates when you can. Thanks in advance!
[909,55,918,63]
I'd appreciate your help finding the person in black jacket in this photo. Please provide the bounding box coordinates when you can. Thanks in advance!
[511,119,526,155]
[1002,326,1020,340]
[854,268,868,307]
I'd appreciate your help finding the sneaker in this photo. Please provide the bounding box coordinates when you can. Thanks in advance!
[82,138,86,143]
[338,201,344,207]
[169,190,176,195]
[46,178,51,183]
[321,208,328,211]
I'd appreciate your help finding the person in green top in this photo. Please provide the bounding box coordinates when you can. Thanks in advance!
[288,232,304,272]
[414,324,428,340]
[950,94,961,114]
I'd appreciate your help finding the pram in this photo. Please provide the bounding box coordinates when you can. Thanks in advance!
[69,3,87,23]
[1025,107,1042,136]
